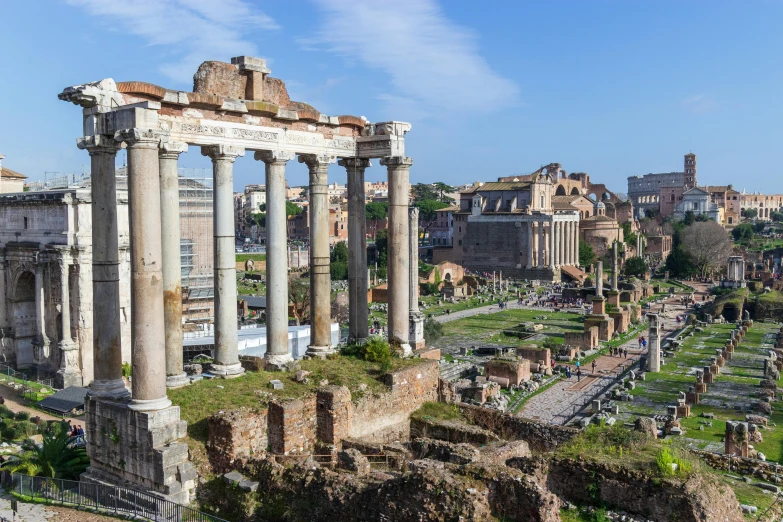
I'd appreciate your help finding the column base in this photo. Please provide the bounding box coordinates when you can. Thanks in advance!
[166,372,190,389]
[264,353,294,371]
[56,340,83,388]
[88,379,130,400]
[396,343,413,358]
[127,396,173,412]
[209,362,245,378]
[305,344,335,359]
[409,311,426,351]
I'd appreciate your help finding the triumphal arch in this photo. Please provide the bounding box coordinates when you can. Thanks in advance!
[59,56,413,502]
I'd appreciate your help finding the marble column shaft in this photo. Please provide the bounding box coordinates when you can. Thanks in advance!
[648,313,661,372]
[34,258,48,349]
[526,221,533,268]
[119,129,171,410]
[596,260,603,295]
[160,143,189,388]
[549,221,556,267]
[611,241,619,290]
[409,207,420,312]
[574,221,580,266]
[343,158,371,343]
[59,258,72,342]
[537,221,545,267]
[78,136,128,398]
[255,151,293,368]
[300,154,334,356]
[203,145,245,377]
[0,256,6,328]
[382,156,413,348]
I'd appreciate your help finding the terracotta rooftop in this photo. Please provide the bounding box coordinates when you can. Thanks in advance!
[0,167,27,180]
[463,181,532,193]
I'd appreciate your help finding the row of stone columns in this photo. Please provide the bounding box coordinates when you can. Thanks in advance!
[525,219,580,268]
[79,128,414,408]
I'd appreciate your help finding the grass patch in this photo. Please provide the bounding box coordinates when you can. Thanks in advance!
[236,253,266,263]
[411,401,464,422]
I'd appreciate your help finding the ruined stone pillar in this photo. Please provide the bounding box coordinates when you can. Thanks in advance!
[574,220,580,266]
[526,221,533,268]
[560,222,566,266]
[596,260,603,296]
[299,154,335,357]
[409,207,425,349]
[57,257,81,388]
[549,221,556,268]
[381,156,413,354]
[256,151,294,369]
[648,312,661,372]
[537,221,545,267]
[78,136,127,398]
[32,256,49,361]
[202,145,245,378]
[118,129,171,410]
[0,255,7,329]
[611,241,619,290]
[636,234,642,257]
[159,142,189,389]
[342,158,371,344]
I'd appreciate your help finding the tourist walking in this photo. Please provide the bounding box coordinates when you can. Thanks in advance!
[591,360,596,373]
[576,368,582,382]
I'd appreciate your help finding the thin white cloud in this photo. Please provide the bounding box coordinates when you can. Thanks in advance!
[65,0,277,85]
[681,93,718,114]
[304,0,518,117]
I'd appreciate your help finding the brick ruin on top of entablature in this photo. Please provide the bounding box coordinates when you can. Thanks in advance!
[115,56,365,139]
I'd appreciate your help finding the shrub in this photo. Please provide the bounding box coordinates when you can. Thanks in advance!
[0,405,14,419]
[11,420,37,440]
[423,318,443,342]
[655,446,692,477]
[14,411,30,422]
[363,337,392,372]
[121,362,132,377]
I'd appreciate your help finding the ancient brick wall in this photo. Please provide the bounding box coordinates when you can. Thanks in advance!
[316,386,353,445]
[207,407,268,472]
[352,360,439,442]
[608,310,630,334]
[564,326,598,350]
[515,347,551,367]
[268,396,317,455]
[457,404,578,452]
[485,359,531,386]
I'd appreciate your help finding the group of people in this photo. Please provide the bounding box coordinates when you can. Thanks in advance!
[636,336,648,351]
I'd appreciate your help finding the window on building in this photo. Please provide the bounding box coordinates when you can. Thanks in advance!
[458,240,462,246]
[23,217,28,229]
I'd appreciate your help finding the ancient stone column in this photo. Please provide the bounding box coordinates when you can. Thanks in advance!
[0,255,7,329]
[33,256,49,360]
[160,142,189,389]
[574,221,580,266]
[299,154,335,357]
[536,221,544,267]
[118,129,171,411]
[203,145,245,378]
[342,158,371,344]
[526,221,533,268]
[56,257,81,387]
[409,207,425,349]
[255,151,294,369]
[611,241,619,290]
[636,233,642,257]
[549,221,556,268]
[559,222,565,266]
[78,136,128,398]
[596,260,603,296]
[648,312,661,372]
[381,156,413,354]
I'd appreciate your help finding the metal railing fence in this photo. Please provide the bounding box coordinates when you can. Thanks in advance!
[2,472,228,522]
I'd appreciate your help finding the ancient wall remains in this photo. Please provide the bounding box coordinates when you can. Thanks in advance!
[564,326,599,351]
[207,407,268,472]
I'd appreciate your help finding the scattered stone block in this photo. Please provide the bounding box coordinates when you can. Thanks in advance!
[295,370,311,382]
[338,448,371,476]
[634,417,657,439]
[269,379,284,390]
[223,471,245,486]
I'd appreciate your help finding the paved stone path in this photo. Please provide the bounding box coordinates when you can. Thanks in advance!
[517,290,693,425]
[0,490,119,521]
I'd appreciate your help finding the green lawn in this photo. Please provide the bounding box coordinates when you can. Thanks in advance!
[236,253,267,263]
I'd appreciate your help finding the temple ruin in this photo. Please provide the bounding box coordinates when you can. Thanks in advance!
[58,55,414,501]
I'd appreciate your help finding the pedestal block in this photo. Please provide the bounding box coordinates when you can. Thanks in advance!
[703,372,715,384]
[606,291,621,307]
[82,396,196,504]
[695,382,707,393]
[409,311,426,350]
[685,391,699,405]
[584,315,615,341]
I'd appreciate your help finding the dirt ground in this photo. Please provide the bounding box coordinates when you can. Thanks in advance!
[0,385,84,426]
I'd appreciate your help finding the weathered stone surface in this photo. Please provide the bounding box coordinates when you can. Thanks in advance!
[337,448,371,476]
[634,416,658,439]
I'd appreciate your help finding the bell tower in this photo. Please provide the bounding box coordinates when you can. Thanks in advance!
[684,153,696,189]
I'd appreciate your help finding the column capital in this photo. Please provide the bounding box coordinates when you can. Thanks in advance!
[298,153,336,169]
[115,128,168,149]
[77,135,121,154]
[338,158,372,170]
[254,150,294,164]
[380,156,413,168]
[409,206,419,220]
[159,141,188,159]
[201,144,245,161]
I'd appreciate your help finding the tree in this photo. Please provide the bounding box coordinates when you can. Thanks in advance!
[288,277,310,325]
[432,182,456,203]
[665,247,695,278]
[365,201,388,221]
[623,256,648,278]
[375,229,389,267]
[423,317,443,343]
[331,241,348,263]
[246,212,265,229]
[414,199,449,221]
[286,201,303,216]
[621,222,637,247]
[579,240,595,268]
[679,221,734,278]
[771,211,783,223]
[2,424,89,480]
[682,211,696,226]
[412,183,438,202]
[742,208,758,219]
[732,224,754,241]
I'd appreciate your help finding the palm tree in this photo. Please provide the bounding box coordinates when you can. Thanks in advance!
[2,426,89,480]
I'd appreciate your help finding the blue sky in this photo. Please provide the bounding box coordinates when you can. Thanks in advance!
[1,1,782,193]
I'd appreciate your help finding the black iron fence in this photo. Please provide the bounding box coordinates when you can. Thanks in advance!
[2,472,228,522]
